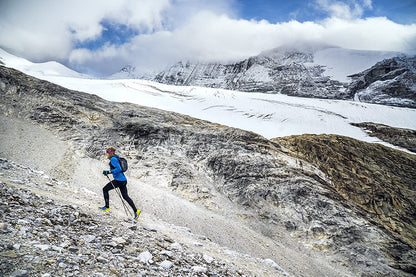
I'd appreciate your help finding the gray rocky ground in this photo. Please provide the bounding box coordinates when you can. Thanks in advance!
[1,65,415,276]
[0,158,283,277]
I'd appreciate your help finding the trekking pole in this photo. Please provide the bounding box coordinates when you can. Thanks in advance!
[106,175,132,217]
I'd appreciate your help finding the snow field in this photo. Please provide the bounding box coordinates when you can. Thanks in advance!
[2,47,415,146]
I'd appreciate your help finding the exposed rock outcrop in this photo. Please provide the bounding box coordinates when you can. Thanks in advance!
[1,65,416,276]
[274,134,416,273]
[348,56,416,108]
[152,47,349,99]
[351,122,416,153]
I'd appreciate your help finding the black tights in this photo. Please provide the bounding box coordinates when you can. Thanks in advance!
[103,180,137,212]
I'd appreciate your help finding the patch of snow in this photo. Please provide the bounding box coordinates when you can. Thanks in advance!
[245,64,273,82]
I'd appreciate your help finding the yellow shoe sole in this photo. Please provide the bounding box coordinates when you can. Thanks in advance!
[134,210,141,220]
[98,207,110,212]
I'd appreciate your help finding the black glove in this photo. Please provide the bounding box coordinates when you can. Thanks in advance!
[103,170,110,176]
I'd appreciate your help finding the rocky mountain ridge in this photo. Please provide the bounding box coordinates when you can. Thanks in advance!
[349,56,416,108]
[152,46,348,99]
[352,122,416,153]
[274,134,416,249]
[119,45,416,108]
[1,65,416,276]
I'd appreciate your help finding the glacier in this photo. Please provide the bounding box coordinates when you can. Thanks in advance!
[1,47,415,148]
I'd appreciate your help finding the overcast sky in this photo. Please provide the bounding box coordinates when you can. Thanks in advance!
[1,0,415,76]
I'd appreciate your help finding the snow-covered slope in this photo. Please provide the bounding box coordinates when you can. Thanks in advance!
[257,43,400,83]
[311,46,401,82]
[0,48,88,78]
[1,48,415,147]
[118,44,405,102]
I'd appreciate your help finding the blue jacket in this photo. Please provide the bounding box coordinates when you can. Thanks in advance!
[109,155,127,181]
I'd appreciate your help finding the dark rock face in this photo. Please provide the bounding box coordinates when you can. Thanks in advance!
[274,134,416,273]
[348,56,416,108]
[1,65,416,276]
[351,122,416,153]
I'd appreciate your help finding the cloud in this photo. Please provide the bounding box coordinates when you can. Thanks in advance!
[0,0,74,61]
[0,0,415,76]
[319,17,416,52]
[66,14,416,76]
[0,0,170,61]
[313,0,373,19]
